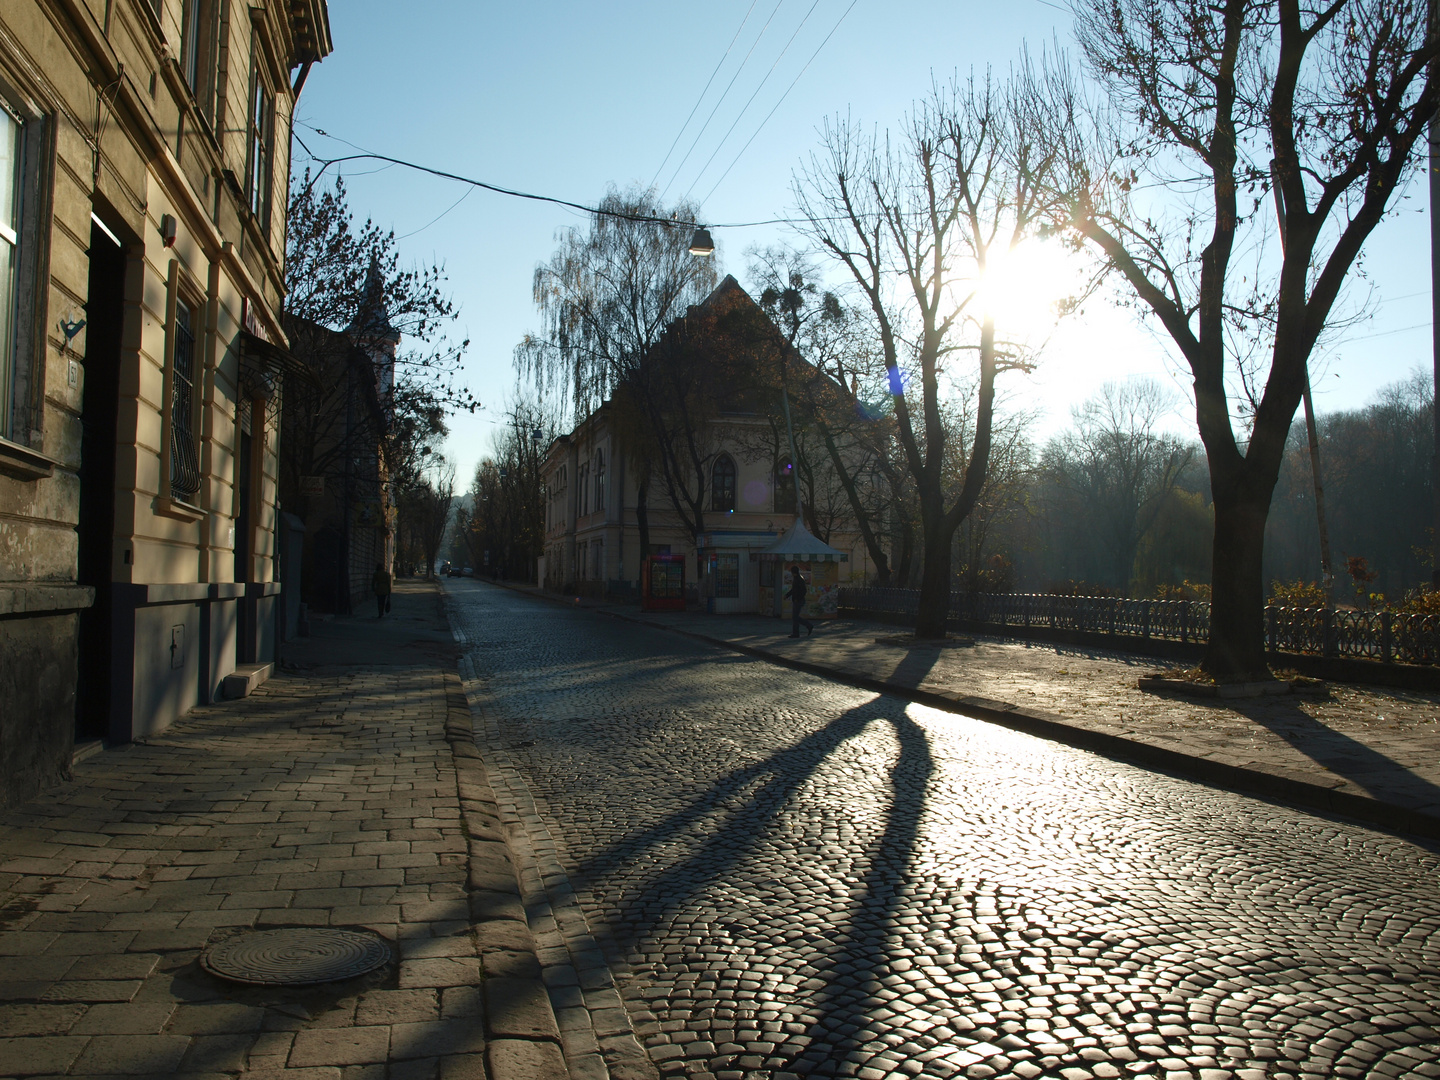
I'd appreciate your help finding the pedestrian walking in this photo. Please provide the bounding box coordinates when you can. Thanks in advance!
[372,562,392,617]
[787,564,813,638]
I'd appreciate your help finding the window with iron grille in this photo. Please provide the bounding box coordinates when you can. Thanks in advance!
[715,553,740,598]
[170,299,201,499]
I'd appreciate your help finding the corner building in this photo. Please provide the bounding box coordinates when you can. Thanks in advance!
[0,0,331,802]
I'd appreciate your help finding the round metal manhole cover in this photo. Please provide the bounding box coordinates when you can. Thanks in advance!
[201,928,392,986]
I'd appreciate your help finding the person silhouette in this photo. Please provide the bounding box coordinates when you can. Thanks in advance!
[787,564,813,638]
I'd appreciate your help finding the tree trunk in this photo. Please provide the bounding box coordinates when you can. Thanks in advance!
[1203,489,1271,681]
[913,516,953,639]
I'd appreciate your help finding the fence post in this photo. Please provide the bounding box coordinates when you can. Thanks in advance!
[1141,600,1151,640]
[1323,606,1336,658]
[1381,610,1393,664]
[1181,603,1190,645]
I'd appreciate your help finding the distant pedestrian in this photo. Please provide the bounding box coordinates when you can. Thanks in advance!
[371,562,392,617]
[787,564,813,638]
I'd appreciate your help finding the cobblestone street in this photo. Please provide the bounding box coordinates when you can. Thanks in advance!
[447,580,1440,1080]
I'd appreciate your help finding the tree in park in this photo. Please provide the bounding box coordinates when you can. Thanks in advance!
[1051,0,1440,679]
[793,70,1079,637]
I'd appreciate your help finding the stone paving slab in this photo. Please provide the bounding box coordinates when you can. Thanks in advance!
[0,582,568,1080]
[488,581,1440,840]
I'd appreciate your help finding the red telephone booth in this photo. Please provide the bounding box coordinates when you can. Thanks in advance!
[642,554,686,611]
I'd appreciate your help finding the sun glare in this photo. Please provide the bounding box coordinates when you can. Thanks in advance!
[974,239,1083,336]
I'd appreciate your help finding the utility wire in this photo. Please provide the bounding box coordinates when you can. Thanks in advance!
[683,0,822,203]
[295,123,798,229]
[648,0,759,191]
[699,0,860,208]
[659,0,787,201]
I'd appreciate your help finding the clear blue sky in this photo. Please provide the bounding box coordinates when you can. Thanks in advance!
[293,0,1435,489]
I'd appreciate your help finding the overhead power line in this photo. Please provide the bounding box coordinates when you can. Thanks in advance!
[659,0,787,201]
[683,0,822,203]
[699,0,861,208]
[294,124,794,229]
[648,0,760,192]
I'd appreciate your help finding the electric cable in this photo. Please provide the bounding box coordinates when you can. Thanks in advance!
[699,0,860,208]
[682,0,821,203]
[659,0,786,201]
[648,0,759,192]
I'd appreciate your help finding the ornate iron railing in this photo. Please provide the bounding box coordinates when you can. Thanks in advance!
[837,588,1440,666]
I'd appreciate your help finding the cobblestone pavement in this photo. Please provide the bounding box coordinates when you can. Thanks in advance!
[0,582,565,1080]
[446,579,1440,1080]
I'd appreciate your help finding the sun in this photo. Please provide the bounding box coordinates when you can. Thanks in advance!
[974,238,1084,336]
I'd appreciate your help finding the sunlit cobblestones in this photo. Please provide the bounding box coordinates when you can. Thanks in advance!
[449,582,1440,1080]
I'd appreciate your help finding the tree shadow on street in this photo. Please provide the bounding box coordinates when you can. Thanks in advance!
[566,681,937,1076]
[1228,696,1440,811]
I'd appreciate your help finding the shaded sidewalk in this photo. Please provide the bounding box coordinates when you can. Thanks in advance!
[485,579,1440,841]
[0,581,566,1080]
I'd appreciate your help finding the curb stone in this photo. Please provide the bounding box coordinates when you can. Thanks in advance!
[470,579,1440,844]
[441,669,569,1080]
[441,585,661,1080]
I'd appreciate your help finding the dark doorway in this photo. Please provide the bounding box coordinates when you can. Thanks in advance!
[236,427,252,661]
[75,220,125,742]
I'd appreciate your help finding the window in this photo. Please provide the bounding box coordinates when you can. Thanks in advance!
[578,463,589,516]
[714,553,740,598]
[775,458,797,515]
[169,298,201,500]
[594,449,606,512]
[0,103,20,441]
[711,454,736,512]
[246,64,274,227]
[181,0,217,123]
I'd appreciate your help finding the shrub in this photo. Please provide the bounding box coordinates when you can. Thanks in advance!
[1268,579,1327,607]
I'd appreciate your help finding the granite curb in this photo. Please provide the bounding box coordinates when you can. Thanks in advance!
[470,579,1439,844]
[440,670,569,1080]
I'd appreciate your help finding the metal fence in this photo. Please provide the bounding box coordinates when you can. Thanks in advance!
[837,588,1440,666]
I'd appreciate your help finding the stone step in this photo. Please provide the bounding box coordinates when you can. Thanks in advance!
[222,662,274,700]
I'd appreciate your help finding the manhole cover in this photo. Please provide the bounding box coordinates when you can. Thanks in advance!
[201,928,391,986]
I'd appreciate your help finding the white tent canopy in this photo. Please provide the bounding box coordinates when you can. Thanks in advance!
[757,517,848,563]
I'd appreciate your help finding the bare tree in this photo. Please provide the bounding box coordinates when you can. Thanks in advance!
[515,186,718,552]
[1043,380,1194,593]
[1054,0,1440,678]
[794,69,1074,636]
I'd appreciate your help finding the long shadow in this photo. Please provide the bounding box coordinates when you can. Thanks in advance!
[794,708,935,1076]
[563,691,935,1077]
[1229,696,1440,809]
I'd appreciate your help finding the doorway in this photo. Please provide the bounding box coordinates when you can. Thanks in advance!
[75,219,125,742]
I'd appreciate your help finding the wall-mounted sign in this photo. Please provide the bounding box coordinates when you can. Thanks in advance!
[299,475,325,496]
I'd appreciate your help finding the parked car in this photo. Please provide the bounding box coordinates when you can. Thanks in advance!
[462,567,475,577]
[447,566,462,577]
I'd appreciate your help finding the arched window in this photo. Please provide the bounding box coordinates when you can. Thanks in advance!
[775,458,797,514]
[594,450,606,512]
[711,454,736,512]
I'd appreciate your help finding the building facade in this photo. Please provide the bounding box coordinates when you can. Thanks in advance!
[541,278,868,614]
[0,0,330,802]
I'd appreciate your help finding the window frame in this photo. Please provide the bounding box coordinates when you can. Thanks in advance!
[0,82,50,464]
[180,0,219,128]
[711,453,736,512]
[245,53,275,229]
[160,264,205,511]
[594,449,605,513]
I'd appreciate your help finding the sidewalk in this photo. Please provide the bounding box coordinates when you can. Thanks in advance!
[495,580,1440,841]
[0,581,566,1080]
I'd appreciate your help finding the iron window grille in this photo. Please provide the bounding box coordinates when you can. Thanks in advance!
[170,300,201,498]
